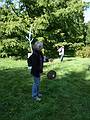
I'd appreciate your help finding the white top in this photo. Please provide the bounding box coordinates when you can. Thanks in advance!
[58,47,64,55]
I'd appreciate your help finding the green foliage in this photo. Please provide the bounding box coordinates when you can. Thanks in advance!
[0,2,31,39]
[76,46,90,58]
[0,0,88,58]
[44,40,57,58]
[69,42,85,51]
[55,42,85,56]
[17,0,86,44]
[86,21,90,44]
[0,38,29,58]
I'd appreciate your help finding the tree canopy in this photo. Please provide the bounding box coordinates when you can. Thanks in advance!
[0,0,89,57]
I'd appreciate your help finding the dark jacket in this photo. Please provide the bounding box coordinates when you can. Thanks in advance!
[31,49,44,77]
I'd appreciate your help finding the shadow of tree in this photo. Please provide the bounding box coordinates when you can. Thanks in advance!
[0,67,34,120]
[0,67,90,120]
[41,70,90,120]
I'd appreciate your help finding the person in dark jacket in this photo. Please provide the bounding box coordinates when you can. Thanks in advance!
[31,41,44,101]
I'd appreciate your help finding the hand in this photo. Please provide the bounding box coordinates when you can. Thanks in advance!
[28,66,32,70]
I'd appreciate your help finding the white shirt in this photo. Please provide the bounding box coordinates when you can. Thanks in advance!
[58,47,64,55]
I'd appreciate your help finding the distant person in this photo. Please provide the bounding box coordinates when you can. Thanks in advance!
[28,41,44,101]
[57,46,64,62]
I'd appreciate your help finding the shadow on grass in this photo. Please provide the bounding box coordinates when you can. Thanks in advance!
[0,67,90,120]
[0,67,34,120]
[41,69,90,120]
[64,58,76,61]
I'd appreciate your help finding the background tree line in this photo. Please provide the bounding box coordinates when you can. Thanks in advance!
[0,0,90,58]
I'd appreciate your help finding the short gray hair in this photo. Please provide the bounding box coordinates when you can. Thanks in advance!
[33,41,43,50]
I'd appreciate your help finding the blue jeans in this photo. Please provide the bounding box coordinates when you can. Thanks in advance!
[32,76,40,98]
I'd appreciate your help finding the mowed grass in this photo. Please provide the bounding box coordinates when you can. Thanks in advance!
[0,57,90,120]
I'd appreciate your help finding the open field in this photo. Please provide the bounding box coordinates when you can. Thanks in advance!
[0,57,90,120]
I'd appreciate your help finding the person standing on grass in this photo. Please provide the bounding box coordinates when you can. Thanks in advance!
[30,41,44,101]
[57,46,64,62]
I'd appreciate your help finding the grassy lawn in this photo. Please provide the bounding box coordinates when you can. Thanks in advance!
[0,57,90,120]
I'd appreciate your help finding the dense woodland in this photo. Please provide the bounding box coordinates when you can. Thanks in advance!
[0,0,90,58]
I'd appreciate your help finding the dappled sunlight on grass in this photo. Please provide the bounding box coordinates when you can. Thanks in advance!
[0,58,27,70]
[0,57,90,120]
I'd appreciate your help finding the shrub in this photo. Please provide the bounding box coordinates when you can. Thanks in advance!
[0,38,29,58]
[76,46,90,58]
[0,52,8,58]
[63,42,85,56]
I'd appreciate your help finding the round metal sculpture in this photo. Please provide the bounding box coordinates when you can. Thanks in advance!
[47,70,56,80]
[49,58,53,62]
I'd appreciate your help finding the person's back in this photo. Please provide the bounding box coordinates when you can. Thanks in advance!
[31,49,43,77]
[61,46,64,55]
[30,41,44,101]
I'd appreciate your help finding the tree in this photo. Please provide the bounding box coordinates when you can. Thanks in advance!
[0,0,31,39]
[19,0,86,42]
[0,0,88,57]
[86,21,90,44]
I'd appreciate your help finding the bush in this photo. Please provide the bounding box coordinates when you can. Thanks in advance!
[72,43,85,51]
[76,46,90,58]
[63,42,85,57]
[0,52,8,58]
[0,38,29,58]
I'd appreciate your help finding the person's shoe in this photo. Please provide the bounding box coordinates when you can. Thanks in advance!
[38,93,42,97]
[35,97,41,101]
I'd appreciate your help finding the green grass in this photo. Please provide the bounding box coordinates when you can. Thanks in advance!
[0,57,90,120]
